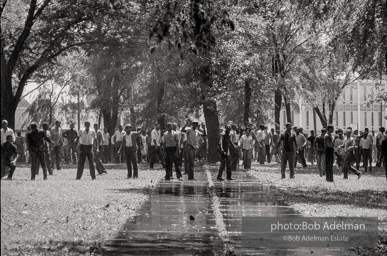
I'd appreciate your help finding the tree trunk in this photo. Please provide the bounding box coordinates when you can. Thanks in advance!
[203,99,220,163]
[274,88,282,132]
[314,107,327,128]
[1,63,17,129]
[130,105,136,128]
[243,78,252,125]
[156,69,166,130]
[102,109,114,135]
[283,95,292,123]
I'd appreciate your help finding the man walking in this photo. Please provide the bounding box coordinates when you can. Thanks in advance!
[51,120,63,170]
[294,128,307,168]
[76,121,97,180]
[360,128,373,172]
[118,124,142,178]
[163,122,182,180]
[150,124,164,169]
[342,128,361,179]
[27,122,54,180]
[239,125,254,170]
[94,124,107,175]
[277,123,297,179]
[324,124,335,182]
[63,123,78,164]
[217,123,234,181]
[182,119,204,180]
[256,125,265,164]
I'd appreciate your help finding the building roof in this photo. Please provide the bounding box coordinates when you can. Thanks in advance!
[17,98,30,108]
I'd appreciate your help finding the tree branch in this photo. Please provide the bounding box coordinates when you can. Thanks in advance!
[33,0,51,20]
[8,0,37,73]
[0,0,7,19]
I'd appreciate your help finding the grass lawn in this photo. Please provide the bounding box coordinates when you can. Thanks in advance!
[1,163,164,255]
[249,162,387,256]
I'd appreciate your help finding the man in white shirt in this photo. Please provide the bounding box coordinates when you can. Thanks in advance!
[50,120,63,170]
[113,125,124,163]
[103,127,110,163]
[239,125,255,170]
[1,120,15,145]
[76,121,97,180]
[342,128,361,179]
[118,124,142,178]
[150,124,164,169]
[360,128,373,172]
[182,119,204,180]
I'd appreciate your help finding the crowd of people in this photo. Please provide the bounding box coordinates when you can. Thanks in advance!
[1,118,387,181]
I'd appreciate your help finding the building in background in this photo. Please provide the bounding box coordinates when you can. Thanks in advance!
[14,98,30,133]
[280,79,387,134]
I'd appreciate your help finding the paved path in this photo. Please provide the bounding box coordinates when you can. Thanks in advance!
[104,163,353,256]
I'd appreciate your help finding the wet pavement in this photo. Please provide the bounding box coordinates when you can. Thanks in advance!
[104,163,353,256]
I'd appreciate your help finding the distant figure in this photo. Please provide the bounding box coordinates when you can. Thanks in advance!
[118,124,142,178]
[94,124,107,175]
[15,132,26,163]
[76,121,97,180]
[42,123,53,175]
[51,120,63,170]
[277,123,297,179]
[324,124,335,182]
[113,125,124,163]
[2,135,19,180]
[163,122,182,180]
[63,123,78,164]
[102,127,110,163]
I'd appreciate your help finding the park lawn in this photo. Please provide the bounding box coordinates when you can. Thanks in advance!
[1,163,163,255]
[249,163,387,256]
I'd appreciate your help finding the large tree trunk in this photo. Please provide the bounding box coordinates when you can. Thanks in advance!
[243,78,252,125]
[314,106,327,128]
[130,105,136,128]
[203,99,220,163]
[283,95,292,123]
[1,63,17,129]
[274,88,282,132]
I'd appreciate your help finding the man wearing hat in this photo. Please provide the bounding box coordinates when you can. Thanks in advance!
[119,124,142,178]
[182,119,204,180]
[27,122,54,180]
[277,123,298,178]
[324,124,335,182]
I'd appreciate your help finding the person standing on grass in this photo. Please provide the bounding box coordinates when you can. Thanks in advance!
[217,123,235,181]
[294,128,307,168]
[63,123,78,164]
[342,128,361,179]
[113,125,125,163]
[27,122,54,181]
[324,124,335,182]
[118,124,142,179]
[76,121,97,180]
[239,125,255,170]
[307,130,316,165]
[94,124,107,175]
[314,128,327,177]
[163,122,182,180]
[360,128,373,172]
[2,135,19,180]
[376,127,385,167]
[15,132,25,163]
[50,121,63,171]
[42,123,54,175]
[150,124,164,169]
[277,123,297,179]
[102,127,110,164]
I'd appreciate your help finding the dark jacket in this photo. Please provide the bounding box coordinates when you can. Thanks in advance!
[119,132,141,152]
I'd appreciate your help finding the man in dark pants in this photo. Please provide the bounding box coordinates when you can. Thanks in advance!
[42,123,53,175]
[163,122,182,180]
[27,122,54,180]
[76,122,96,180]
[3,135,19,180]
[119,124,142,178]
[324,124,335,182]
[94,124,107,175]
[217,124,233,181]
[150,124,164,169]
[264,126,271,163]
[380,132,387,180]
[182,119,204,180]
[63,123,78,164]
[342,128,361,179]
[277,123,297,179]
[50,120,63,170]
[315,128,327,177]
[230,123,239,172]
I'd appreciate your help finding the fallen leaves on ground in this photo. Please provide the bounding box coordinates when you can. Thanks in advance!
[1,163,163,255]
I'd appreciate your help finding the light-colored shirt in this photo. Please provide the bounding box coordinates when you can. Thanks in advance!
[256,130,265,141]
[360,136,372,149]
[344,137,355,152]
[95,129,104,145]
[103,132,110,145]
[164,130,179,148]
[114,130,124,142]
[151,129,161,146]
[295,133,306,150]
[230,130,239,144]
[78,129,96,145]
[51,127,63,146]
[239,134,255,150]
[186,128,203,149]
[264,130,271,145]
[1,128,15,144]
[376,132,385,146]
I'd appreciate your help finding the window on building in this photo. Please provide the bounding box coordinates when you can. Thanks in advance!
[351,111,353,124]
[306,111,309,126]
[364,112,367,126]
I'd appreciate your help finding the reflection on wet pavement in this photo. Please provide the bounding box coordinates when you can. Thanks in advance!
[104,164,353,256]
